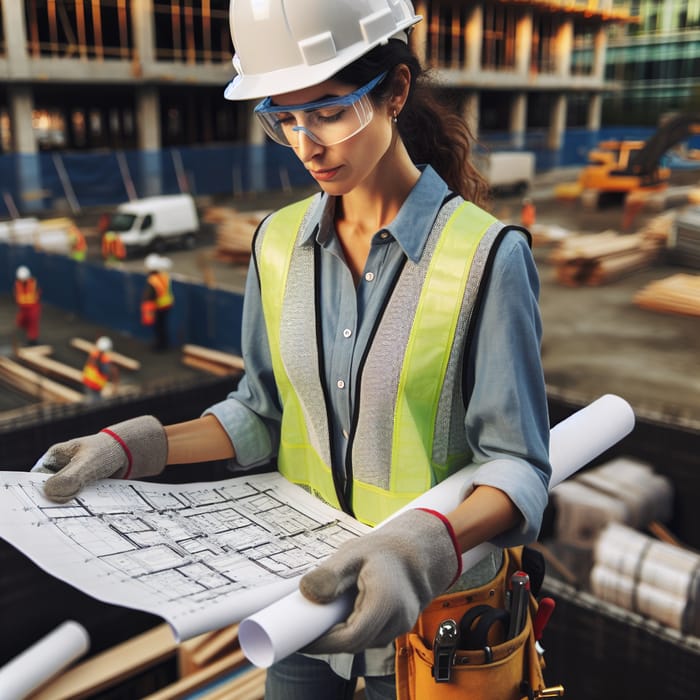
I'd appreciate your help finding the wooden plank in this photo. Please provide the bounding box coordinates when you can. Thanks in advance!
[141,648,248,700]
[17,347,85,385]
[182,345,244,371]
[182,356,236,377]
[70,337,141,371]
[189,625,240,668]
[16,344,53,357]
[0,357,84,403]
[27,625,178,700]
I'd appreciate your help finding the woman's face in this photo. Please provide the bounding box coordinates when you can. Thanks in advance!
[264,77,395,196]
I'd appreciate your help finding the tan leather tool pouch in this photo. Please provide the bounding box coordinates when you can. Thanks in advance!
[395,547,550,700]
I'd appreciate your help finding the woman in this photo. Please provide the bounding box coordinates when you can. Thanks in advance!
[34,2,550,698]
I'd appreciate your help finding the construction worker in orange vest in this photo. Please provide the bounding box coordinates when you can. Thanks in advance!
[68,224,88,262]
[82,336,119,402]
[13,266,41,346]
[141,254,174,352]
[102,230,125,264]
[520,197,536,229]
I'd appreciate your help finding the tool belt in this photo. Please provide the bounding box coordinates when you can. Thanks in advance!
[395,546,563,700]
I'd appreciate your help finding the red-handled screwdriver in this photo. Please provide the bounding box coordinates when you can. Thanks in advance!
[533,597,556,655]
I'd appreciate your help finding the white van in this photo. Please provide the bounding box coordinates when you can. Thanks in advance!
[105,194,199,256]
[476,151,535,195]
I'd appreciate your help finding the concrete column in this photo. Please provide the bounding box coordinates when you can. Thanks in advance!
[9,87,36,155]
[412,1,429,65]
[465,5,483,73]
[587,93,602,131]
[136,87,162,196]
[1,0,29,78]
[556,19,573,77]
[462,92,480,139]
[131,0,156,71]
[248,108,266,193]
[592,25,608,81]
[548,94,567,153]
[515,10,533,77]
[510,93,527,149]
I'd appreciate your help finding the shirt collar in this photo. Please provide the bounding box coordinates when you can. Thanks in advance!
[298,165,450,263]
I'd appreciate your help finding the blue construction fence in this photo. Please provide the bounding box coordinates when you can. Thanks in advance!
[0,142,314,217]
[1,243,245,354]
[3,127,700,218]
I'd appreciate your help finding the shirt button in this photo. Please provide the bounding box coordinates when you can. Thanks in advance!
[336,379,345,389]
[365,271,375,282]
[380,231,390,240]
[343,328,352,338]
[342,430,349,439]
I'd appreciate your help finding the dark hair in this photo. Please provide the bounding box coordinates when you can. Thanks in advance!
[333,40,489,207]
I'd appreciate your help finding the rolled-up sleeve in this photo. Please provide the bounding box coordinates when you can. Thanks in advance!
[465,229,551,546]
[203,255,282,469]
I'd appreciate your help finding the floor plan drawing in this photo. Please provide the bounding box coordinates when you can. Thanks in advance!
[0,471,370,640]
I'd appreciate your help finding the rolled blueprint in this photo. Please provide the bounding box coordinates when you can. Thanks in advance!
[0,620,90,700]
[239,393,635,667]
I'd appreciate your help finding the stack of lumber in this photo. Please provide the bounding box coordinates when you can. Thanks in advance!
[638,210,675,244]
[633,273,700,317]
[0,354,84,404]
[547,229,663,286]
[202,207,270,264]
[0,340,140,410]
[27,623,266,700]
[591,522,700,635]
[182,344,245,376]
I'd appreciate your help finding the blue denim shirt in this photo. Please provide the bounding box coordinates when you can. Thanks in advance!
[204,166,551,676]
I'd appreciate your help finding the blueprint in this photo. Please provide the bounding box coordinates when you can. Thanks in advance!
[0,471,370,641]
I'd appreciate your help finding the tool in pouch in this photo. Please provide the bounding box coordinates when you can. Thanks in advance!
[395,546,565,700]
[433,619,460,682]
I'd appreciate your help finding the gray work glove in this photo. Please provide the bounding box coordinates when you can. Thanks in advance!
[299,508,462,654]
[31,416,168,503]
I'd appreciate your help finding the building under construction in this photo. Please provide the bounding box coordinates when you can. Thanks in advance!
[0,1,635,212]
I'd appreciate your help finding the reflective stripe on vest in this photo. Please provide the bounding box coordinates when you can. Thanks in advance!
[83,350,109,390]
[149,272,174,309]
[258,196,500,525]
[14,279,39,306]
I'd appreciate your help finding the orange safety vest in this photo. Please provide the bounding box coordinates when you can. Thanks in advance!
[102,232,125,260]
[14,278,40,306]
[141,272,173,325]
[82,349,110,391]
[521,202,536,228]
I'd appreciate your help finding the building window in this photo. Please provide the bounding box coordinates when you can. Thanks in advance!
[153,0,232,63]
[531,13,557,74]
[481,5,516,70]
[24,0,133,60]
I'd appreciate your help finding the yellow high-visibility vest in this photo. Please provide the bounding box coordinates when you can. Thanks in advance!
[257,195,502,525]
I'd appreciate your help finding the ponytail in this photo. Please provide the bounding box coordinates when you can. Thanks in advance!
[334,41,490,207]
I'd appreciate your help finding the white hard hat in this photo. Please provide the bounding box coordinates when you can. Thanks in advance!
[16,265,30,280]
[224,0,422,100]
[145,253,161,271]
[96,336,113,352]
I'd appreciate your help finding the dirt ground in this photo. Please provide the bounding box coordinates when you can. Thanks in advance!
[2,167,699,427]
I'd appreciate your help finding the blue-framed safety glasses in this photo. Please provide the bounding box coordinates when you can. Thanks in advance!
[254,72,388,147]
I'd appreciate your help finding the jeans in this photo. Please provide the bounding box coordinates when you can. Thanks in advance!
[264,653,396,700]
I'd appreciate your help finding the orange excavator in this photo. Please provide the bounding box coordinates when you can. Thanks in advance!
[556,113,700,207]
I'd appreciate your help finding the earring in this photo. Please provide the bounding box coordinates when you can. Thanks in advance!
[392,110,398,124]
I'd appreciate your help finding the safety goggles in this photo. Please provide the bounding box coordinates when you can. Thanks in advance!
[254,72,387,147]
